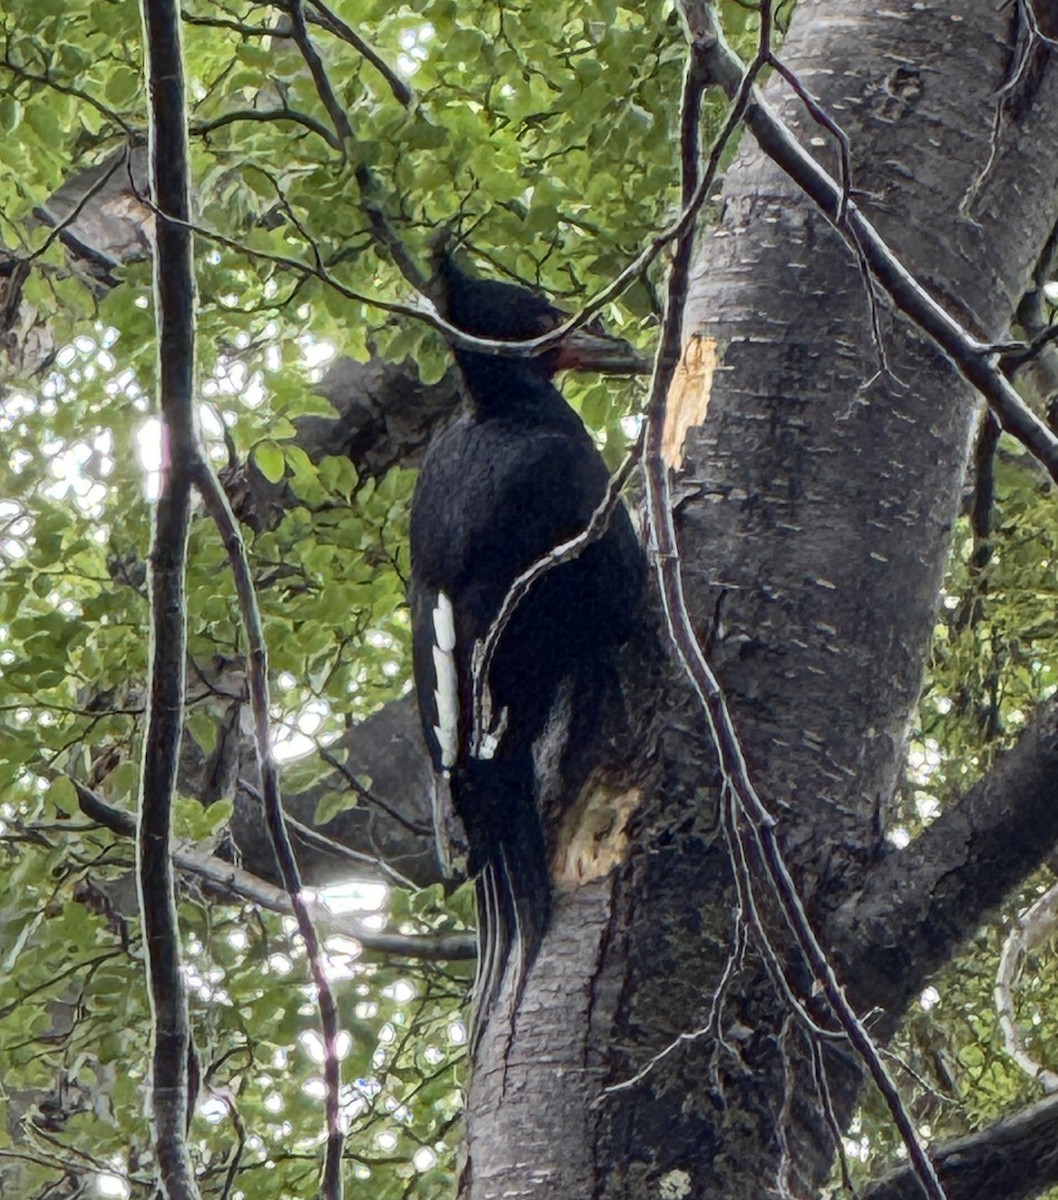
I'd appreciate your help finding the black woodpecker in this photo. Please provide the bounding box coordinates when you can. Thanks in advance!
[408,255,646,1033]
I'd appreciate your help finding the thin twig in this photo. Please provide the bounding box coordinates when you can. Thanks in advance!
[286,0,353,145]
[723,786,843,1043]
[194,463,345,1200]
[212,1090,245,1200]
[645,5,947,1197]
[764,54,891,371]
[73,778,476,960]
[192,108,342,150]
[470,431,644,752]
[767,56,851,225]
[1000,322,1058,372]
[30,151,128,265]
[180,10,285,37]
[0,53,136,136]
[285,0,428,290]
[305,0,414,107]
[236,776,421,889]
[317,747,434,838]
[775,1014,799,1200]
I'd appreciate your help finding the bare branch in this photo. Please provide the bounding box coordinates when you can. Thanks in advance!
[192,108,342,150]
[305,0,414,108]
[180,10,286,38]
[860,1093,1058,1200]
[138,0,200,1194]
[686,0,1058,483]
[1001,321,1058,373]
[995,879,1058,1093]
[236,776,421,890]
[832,697,1058,1020]
[193,462,345,1200]
[285,0,353,146]
[29,151,128,271]
[281,2,425,290]
[317,747,434,839]
[72,779,475,962]
[0,52,136,137]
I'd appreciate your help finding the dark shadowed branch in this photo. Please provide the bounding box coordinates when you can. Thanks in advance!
[285,0,353,146]
[832,697,1058,1020]
[304,0,414,108]
[138,0,200,1196]
[192,108,342,150]
[860,1093,1058,1200]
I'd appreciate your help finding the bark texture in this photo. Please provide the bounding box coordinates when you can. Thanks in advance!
[18,2,1058,1196]
[460,4,1058,1198]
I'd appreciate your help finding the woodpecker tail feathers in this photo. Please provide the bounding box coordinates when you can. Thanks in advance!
[460,754,551,1055]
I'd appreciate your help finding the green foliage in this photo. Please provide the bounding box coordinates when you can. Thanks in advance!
[6,0,1052,1195]
[0,0,707,1191]
[0,781,468,1199]
[829,435,1058,1191]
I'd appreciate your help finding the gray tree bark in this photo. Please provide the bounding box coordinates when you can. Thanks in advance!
[460,3,1058,1198]
[34,1,1058,1196]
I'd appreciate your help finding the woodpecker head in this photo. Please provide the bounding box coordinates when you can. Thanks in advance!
[433,253,646,381]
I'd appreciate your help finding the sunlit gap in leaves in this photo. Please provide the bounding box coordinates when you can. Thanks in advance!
[3,328,450,1200]
[133,335,272,499]
[397,24,433,78]
[621,413,643,440]
[842,1113,871,1164]
[920,985,941,1011]
[1,331,122,560]
[886,721,947,849]
[132,333,335,502]
[94,1164,130,1199]
[131,336,375,764]
[268,900,467,1148]
[273,669,337,763]
[135,408,235,500]
[180,887,400,1136]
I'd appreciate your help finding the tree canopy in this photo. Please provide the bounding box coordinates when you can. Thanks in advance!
[2,1,1058,1199]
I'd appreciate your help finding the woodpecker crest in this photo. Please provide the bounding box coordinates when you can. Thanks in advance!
[408,253,646,1045]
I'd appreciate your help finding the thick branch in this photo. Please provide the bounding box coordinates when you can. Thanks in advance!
[139,0,199,1195]
[832,699,1058,1019]
[861,1093,1058,1200]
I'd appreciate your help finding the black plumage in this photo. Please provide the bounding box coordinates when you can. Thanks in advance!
[409,256,645,1033]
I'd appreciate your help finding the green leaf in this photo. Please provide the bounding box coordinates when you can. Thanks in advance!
[254,440,286,484]
[318,455,358,499]
[47,775,78,814]
[24,100,61,145]
[313,789,355,827]
[0,96,22,133]
[109,761,140,804]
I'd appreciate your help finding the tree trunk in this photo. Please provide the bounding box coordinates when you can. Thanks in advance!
[462,3,1058,1197]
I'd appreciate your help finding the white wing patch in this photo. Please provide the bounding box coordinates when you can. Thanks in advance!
[431,590,459,770]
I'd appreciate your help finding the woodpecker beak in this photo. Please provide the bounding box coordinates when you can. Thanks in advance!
[550,320,650,376]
